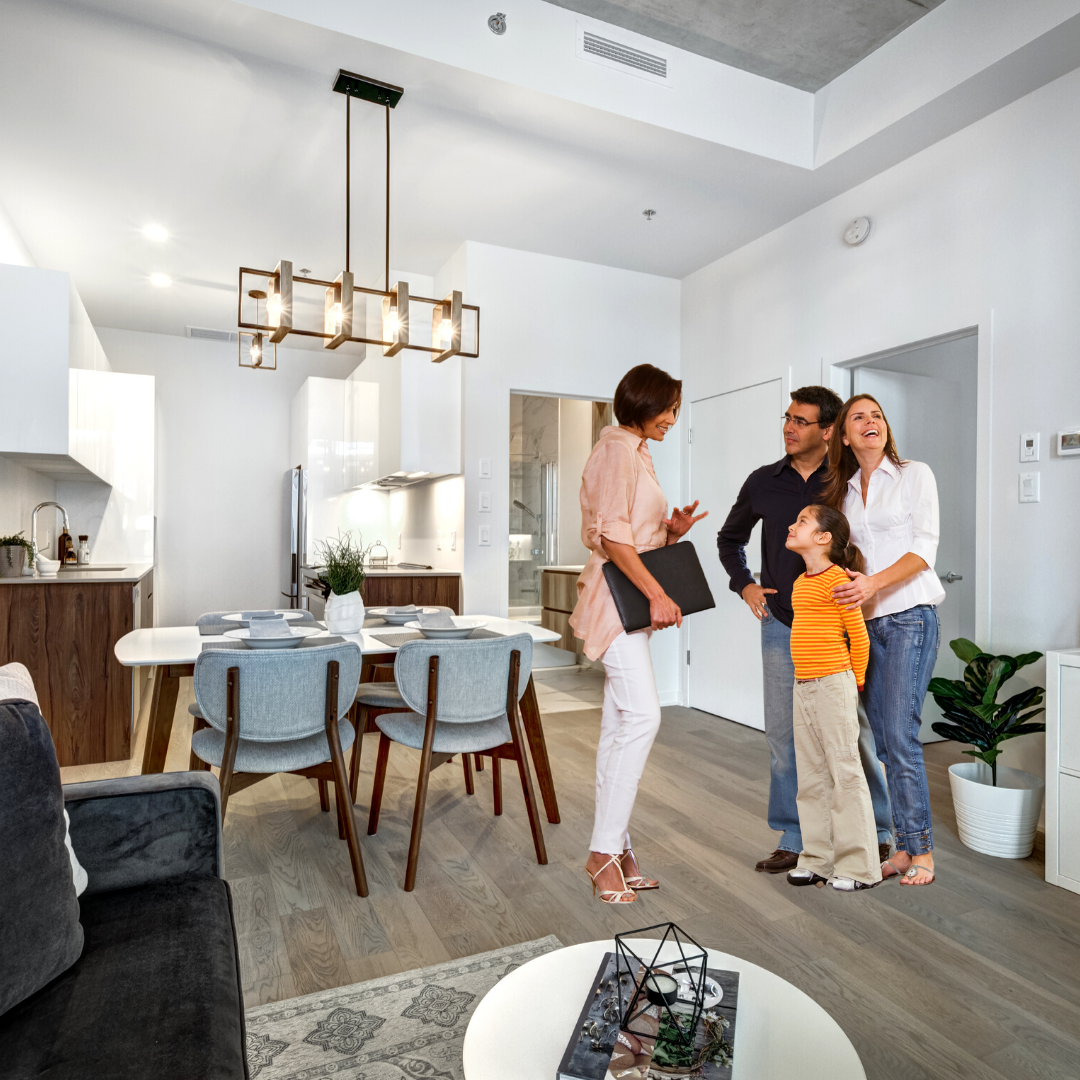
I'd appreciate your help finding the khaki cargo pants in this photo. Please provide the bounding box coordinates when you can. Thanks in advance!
[793,669,882,884]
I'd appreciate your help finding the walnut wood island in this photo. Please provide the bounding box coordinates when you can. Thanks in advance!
[0,564,153,766]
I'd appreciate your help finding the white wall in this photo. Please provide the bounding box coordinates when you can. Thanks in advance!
[0,455,54,545]
[683,64,1080,777]
[97,328,359,625]
[0,199,33,266]
[448,241,682,702]
[558,397,594,567]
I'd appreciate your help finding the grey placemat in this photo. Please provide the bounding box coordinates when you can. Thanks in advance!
[200,617,326,636]
[370,628,502,648]
[201,635,347,652]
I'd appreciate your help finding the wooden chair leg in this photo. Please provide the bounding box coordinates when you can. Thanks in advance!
[318,779,330,812]
[462,752,475,796]
[492,755,503,816]
[404,656,440,893]
[508,694,548,866]
[189,716,211,772]
[325,661,368,897]
[368,733,391,836]
[218,668,241,821]
[474,754,484,772]
[335,779,346,840]
[349,704,366,804]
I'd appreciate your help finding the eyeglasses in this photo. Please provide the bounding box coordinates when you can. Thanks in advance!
[782,413,827,429]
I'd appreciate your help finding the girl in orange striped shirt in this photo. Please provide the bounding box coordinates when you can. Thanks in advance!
[784,505,882,892]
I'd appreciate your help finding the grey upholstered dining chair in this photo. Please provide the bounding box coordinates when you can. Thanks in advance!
[365,633,547,891]
[190,641,368,896]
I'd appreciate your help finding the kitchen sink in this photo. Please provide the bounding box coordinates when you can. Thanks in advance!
[58,565,128,572]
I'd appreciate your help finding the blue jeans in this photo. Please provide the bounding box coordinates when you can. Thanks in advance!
[761,611,892,853]
[864,605,940,856]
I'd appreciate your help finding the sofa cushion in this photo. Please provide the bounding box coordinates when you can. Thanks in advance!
[0,876,248,1079]
[0,699,84,1018]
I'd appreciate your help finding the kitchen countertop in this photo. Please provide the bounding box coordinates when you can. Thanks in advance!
[0,561,153,585]
[306,564,461,578]
[540,565,585,573]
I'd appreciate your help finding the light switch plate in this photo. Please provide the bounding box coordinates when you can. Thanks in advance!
[450,530,457,551]
[478,458,491,479]
[479,492,491,513]
[1020,432,1039,462]
[397,533,402,549]
[1019,472,1040,502]
[479,525,491,546]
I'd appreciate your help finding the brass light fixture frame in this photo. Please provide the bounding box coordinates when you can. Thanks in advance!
[236,70,479,362]
[238,289,277,370]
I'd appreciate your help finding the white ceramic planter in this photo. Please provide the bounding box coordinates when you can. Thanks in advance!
[0,546,26,578]
[325,590,365,634]
[949,762,1045,859]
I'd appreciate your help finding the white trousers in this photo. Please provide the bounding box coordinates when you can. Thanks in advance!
[590,629,662,854]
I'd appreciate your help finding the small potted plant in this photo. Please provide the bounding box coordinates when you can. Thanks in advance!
[0,532,34,579]
[315,532,367,634]
[929,638,1046,859]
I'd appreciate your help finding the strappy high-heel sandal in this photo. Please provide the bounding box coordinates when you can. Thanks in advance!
[621,848,659,891]
[585,855,637,904]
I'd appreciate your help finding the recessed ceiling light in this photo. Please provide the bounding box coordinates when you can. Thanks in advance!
[142,223,168,242]
[149,272,172,287]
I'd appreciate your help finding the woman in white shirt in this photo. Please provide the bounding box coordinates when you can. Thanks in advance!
[822,395,945,887]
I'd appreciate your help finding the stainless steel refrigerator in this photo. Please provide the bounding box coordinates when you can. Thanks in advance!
[282,465,307,609]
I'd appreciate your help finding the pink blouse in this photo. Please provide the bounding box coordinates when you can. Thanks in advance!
[568,425,669,660]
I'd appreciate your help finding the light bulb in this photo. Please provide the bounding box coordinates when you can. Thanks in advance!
[267,292,282,324]
[385,310,400,335]
[142,223,168,242]
[250,335,263,366]
[328,302,342,330]
[149,272,171,287]
[438,318,452,342]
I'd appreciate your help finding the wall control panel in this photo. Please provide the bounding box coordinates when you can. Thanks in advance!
[1057,430,1080,456]
[1019,472,1040,503]
[1020,432,1040,462]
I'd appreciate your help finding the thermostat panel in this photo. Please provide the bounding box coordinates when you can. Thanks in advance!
[1057,430,1080,456]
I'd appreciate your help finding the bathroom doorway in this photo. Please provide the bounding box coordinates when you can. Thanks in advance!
[508,395,611,620]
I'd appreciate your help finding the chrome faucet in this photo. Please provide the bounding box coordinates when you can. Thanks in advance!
[31,502,70,564]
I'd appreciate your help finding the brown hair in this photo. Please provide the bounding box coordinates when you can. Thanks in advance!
[613,364,682,429]
[820,394,903,509]
[806,504,865,575]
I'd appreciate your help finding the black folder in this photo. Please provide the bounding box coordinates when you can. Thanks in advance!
[601,541,716,633]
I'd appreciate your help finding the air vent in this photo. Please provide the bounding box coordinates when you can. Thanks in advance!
[186,326,237,343]
[582,31,667,78]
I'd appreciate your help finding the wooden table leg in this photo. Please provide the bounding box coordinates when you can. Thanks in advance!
[141,664,183,774]
[518,673,560,824]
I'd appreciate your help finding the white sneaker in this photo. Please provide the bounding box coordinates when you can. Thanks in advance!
[830,876,881,892]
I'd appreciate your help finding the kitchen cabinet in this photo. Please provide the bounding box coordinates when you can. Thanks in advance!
[0,566,153,766]
[540,566,582,654]
[363,572,460,613]
[1047,649,1080,894]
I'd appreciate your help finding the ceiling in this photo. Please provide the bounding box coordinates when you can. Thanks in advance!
[0,0,1073,342]
[542,0,947,91]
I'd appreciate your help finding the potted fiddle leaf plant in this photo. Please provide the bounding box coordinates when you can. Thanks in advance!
[0,532,34,578]
[929,638,1046,859]
[315,532,367,634]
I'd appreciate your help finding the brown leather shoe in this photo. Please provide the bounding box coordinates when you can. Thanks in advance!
[879,843,892,863]
[755,849,799,873]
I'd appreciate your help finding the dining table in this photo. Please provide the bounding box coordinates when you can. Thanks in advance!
[113,614,564,825]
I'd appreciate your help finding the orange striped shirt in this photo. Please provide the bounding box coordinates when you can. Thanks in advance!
[790,564,869,688]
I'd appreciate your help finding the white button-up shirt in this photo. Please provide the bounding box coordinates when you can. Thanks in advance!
[842,457,946,621]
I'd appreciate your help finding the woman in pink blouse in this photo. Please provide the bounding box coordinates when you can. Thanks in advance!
[570,364,708,904]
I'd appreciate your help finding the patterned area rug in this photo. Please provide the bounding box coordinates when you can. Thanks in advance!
[245,936,563,1079]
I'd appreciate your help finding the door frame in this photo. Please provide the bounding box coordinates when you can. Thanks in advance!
[822,317,992,646]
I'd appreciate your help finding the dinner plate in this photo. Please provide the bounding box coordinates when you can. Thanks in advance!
[222,611,307,625]
[403,617,488,640]
[223,626,323,649]
[368,607,441,626]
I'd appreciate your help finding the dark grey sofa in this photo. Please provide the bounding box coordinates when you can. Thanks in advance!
[0,771,249,1079]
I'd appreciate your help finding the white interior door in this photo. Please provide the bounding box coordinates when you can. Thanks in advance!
[687,380,783,728]
[852,334,978,740]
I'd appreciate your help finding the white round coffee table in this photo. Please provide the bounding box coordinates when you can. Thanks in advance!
[462,939,864,1079]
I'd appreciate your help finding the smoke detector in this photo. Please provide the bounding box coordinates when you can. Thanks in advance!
[843,217,871,246]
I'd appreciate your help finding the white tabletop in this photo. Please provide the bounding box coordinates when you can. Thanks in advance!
[114,615,560,668]
[462,939,865,1080]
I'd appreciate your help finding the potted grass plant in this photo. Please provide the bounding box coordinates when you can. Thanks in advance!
[0,532,34,578]
[315,532,367,633]
[929,638,1046,859]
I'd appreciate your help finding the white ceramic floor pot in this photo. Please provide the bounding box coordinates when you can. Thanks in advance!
[948,762,1045,859]
[0,546,26,578]
[324,590,365,634]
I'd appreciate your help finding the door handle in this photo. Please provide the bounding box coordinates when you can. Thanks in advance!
[940,572,963,584]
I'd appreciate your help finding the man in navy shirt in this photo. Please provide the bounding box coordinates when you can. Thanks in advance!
[717,385,892,873]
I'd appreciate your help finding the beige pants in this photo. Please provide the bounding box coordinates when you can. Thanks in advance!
[793,670,882,884]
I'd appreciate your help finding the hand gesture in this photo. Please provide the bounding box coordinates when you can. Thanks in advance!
[664,500,708,540]
[741,582,777,621]
[831,568,878,611]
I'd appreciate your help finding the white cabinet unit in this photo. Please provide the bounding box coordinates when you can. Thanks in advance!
[1046,649,1080,894]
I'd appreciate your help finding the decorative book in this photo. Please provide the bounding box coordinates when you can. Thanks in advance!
[556,952,739,1080]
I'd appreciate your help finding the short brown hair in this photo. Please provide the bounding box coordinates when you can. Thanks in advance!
[613,364,682,429]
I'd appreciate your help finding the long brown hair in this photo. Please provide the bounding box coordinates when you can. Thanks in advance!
[806,504,865,575]
[820,394,903,509]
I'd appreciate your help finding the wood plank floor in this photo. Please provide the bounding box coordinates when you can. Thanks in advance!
[61,673,1080,1080]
